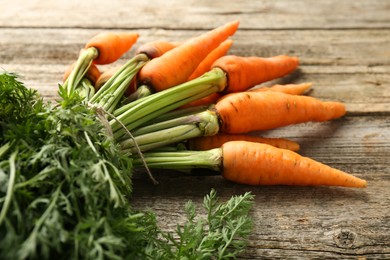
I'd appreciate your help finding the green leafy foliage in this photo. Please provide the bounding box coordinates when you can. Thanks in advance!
[0,72,254,259]
[149,189,254,259]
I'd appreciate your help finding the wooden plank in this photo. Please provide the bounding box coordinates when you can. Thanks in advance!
[1,0,389,29]
[129,115,390,258]
[1,1,390,258]
[1,28,389,113]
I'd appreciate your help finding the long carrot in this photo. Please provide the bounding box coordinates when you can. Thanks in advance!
[215,91,346,133]
[132,141,367,188]
[187,134,300,151]
[184,82,311,108]
[188,39,233,81]
[212,55,299,93]
[119,91,345,152]
[221,141,366,187]
[137,20,240,92]
[85,32,139,65]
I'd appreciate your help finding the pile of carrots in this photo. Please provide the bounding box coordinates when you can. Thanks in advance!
[63,20,367,188]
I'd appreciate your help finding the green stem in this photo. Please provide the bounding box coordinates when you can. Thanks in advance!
[131,148,222,171]
[78,78,95,101]
[121,85,153,106]
[120,110,219,152]
[0,142,11,158]
[110,68,226,137]
[64,47,99,95]
[121,125,202,153]
[0,151,17,226]
[90,54,149,113]
[144,105,210,125]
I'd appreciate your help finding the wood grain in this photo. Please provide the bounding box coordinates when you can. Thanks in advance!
[1,0,389,258]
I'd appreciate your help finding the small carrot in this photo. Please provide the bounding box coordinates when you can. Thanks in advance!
[63,62,101,85]
[188,39,233,81]
[132,141,367,188]
[135,40,180,59]
[250,82,312,95]
[187,134,300,151]
[215,91,346,134]
[137,20,240,92]
[221,141,367,187]
[212,55,299,93]
[85,32,139,65]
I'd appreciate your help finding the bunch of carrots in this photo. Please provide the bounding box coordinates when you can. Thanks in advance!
[63,20,367,188]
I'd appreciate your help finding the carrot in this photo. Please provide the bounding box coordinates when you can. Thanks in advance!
[183,82,311,108]
[135,40,180,59]
[221,141,367,187]
[132,141,367,188]
[137,20,240,92]
[212,55,299,93]
[215,91,346,134]
[187,134,300,151]
[85,32,139,65]
[188,39,233,81]
[250,82,312,95]
[63,62,101,85]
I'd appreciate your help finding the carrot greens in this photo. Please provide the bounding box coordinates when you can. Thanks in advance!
[0,72,254,259]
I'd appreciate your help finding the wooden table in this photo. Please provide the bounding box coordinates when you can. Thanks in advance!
[1,0,389,258]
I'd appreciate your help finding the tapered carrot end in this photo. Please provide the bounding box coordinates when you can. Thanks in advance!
[221,141,368,188]
[226,20,240,36]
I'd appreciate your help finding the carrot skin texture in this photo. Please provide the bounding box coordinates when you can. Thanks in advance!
[215,91,346,133]
[135,41,180,59]
[188,134,300,151]
[188,39,233,81]
[212,55,299,93]
[222,141,367,188]
[138,20,240,92]
[85,32,139,65]
[250,82,312,95]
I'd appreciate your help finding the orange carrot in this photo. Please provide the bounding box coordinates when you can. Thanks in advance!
[138,20,240,92]
[250,82,312,95]
[212,55,299,93]
[133,141,367,188]
[221,141,367,187]
[188,134,300,151]
[188,39,233,81]
[184,82,311,108]
[85,32,139,65]
[63,62,101,85]
[215,91,346,134]
[135,40,180,59]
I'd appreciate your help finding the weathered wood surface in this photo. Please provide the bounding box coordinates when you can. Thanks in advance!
[1,0,390,258]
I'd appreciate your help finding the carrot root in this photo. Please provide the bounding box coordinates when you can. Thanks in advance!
[222,141,367,188]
